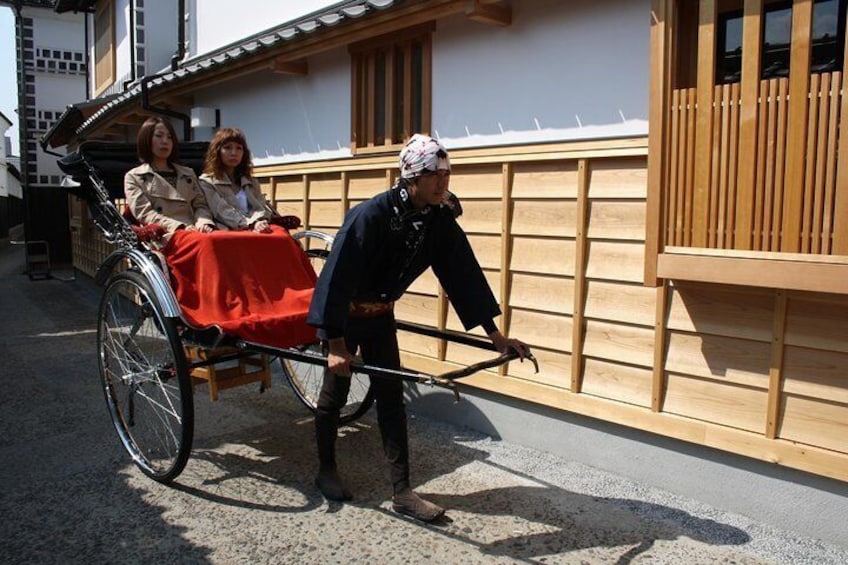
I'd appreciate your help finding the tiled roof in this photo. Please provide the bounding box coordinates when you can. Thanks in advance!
[70,0,400,140]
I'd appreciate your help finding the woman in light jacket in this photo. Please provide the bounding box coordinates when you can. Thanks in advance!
[199,127,272,233]
[124,116,215,235]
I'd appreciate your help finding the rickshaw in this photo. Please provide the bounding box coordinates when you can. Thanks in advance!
[57,141,536,484]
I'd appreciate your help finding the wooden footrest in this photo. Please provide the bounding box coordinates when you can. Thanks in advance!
[185,345,272,401]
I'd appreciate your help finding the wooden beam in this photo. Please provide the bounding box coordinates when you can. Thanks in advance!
[832,5,848,253]
[692,0,716,247]
[781,0,813,252]
[765,290,787,439]
[645,0,671,285]
[271,58,308,75]
[657,251,848,294]
[499,162,514,376]
[651,282,669,412]
[465,0,511,27]
[571,159,590,393]
[734,0,763,250]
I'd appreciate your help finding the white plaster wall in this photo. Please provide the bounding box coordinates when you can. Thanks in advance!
[193,48,350,163]
[190,0,338,58]
[113,0,131,82]
[32,10,85,51]
[145,1,178,74]
[433,0,649,146]
[191,0,650,162]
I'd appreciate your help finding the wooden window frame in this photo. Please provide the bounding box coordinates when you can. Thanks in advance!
[349,23,433,155]
[93,0,115,97]
[647,0,848,292]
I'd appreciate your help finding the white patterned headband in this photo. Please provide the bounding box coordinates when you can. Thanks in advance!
[399,134,450,179]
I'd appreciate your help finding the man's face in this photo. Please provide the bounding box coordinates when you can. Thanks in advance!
[409,170,451,209]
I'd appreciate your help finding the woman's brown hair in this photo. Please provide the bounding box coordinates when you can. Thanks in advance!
[203,127,253,181]
[136,116,180,164]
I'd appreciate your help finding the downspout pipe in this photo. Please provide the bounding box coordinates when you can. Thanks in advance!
[170,0,186,71]
[140,75,192,141]
[122,0,136,90]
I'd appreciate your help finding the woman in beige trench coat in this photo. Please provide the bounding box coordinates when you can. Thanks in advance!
[124,116,215,237]
[198,127,272,233]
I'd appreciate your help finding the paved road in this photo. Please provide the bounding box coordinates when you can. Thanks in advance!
[1,241,847,564]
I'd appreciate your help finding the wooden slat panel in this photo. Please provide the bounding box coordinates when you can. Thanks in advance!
[273,177,304,199]
[779,394,848,453]
[708,83,725,247]
[510,236,574,276]
[821,72,841,254]
[456,201,502,234]
[770,79,790,250]
[308,174,343,199]
[511,200,576,237]
[734,0,763,250]
[667,89,682,246]
[466,234,502,269]
[801,73,821,253]
[785,293,848,354]
[583,320,655,368]
[511,161,578,198]
[307,200,343,227]
[664,373,768,433]
[587,201,646,241]
[584,280,656,326]
[666,281,773,341]
[665,331,770,388]
[509,273,573,315]
[587,158,648,199]
[506,347,571,387]
[405,267,439,295]
[582,358,653,408]
[490,308,572,352]
[395,292,439,325]
[347,171,386,199]
[273,202,302,218]
[810,73,830,253]
[397,332,440,359]
[585,241,644,283]
[781,0,814,252]
[449,165,503,198]
[782,346,848,405]
[684,87,697,246]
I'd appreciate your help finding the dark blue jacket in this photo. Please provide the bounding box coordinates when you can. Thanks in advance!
[307,183,500,339]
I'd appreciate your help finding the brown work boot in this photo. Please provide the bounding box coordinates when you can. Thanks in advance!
[315,469,352,501]
[391,488,445,522]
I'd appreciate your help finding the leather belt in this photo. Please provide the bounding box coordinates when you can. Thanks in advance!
[349,301,395,318]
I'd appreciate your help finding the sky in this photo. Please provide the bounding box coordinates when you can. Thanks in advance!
[1,6,19,155]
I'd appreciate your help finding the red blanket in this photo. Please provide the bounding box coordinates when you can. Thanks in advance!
[161,226,317,349]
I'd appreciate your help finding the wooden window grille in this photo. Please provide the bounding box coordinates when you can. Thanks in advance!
[93,0,115,96]
[350,24,433,153]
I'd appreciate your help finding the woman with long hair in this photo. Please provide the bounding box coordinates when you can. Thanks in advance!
[124,116,215,236]
[199,127,272,233]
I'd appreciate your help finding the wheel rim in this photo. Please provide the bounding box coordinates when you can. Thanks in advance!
[99,273,191,481]
[287,231,374,423]
[281,341,373,423]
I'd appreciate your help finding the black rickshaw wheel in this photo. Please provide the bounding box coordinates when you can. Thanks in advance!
[98,270,193,483]
[285,232,375,423]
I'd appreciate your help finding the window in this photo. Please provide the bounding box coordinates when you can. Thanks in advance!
[93,0,115,95]
[350,24,433,153]
[716,0,847,84]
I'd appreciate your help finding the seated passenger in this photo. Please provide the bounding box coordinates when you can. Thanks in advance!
[125,116,215,236]
[199,127,272,233]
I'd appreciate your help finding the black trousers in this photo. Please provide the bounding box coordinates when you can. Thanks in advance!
[314,314,410,493]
